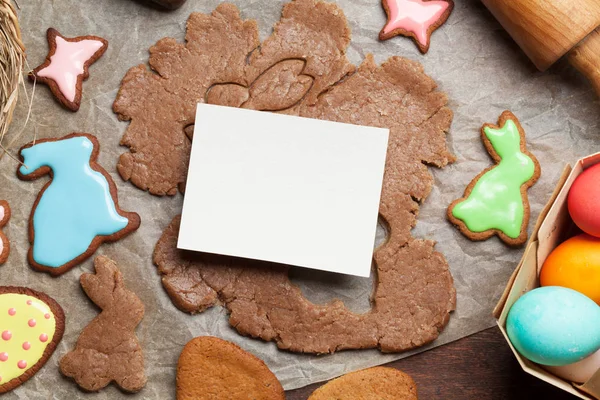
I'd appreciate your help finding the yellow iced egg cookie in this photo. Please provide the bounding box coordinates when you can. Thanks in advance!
[0,288,64,393]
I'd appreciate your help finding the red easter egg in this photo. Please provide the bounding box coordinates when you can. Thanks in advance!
[568,163,600,238]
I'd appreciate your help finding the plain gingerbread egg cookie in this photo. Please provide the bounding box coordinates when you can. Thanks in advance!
[176,337,284,400]
[308,367,418,400]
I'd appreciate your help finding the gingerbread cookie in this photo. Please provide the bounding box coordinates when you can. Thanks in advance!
[30,28,107,111]
[0,287,65,394]
[120,0,455,354]
[379,0,454,53]
[60,256,146,392]
[448,111,541,247]
[308,367,418,399]
[176,336,284,400]
[17,133,140,276]
[0,201,10,264]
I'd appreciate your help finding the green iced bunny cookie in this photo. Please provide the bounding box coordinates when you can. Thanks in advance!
[448,111,541,247]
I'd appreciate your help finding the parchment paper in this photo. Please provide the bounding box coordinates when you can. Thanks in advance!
[1,0,599,397]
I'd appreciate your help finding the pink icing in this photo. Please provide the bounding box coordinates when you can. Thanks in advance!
[26,300,32,305]
[383,0,450,46]
[36,36,105,103]
[0,352,7,362]
[28,319,36,327]
[1,330,11,341]
[7,308,15,316]
[39,333,48,343]
[44,313,51,319]
[17,360,26,369]
[22,342,30,351]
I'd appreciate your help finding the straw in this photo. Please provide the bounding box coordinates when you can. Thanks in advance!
[0,0,27,160]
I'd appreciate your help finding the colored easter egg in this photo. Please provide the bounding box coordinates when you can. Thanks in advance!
[506,286,600,366]
[568,163,600,237]
[544,348,600,384]
[540,234,600,304]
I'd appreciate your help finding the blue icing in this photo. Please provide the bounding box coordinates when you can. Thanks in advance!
[19,136,129,268]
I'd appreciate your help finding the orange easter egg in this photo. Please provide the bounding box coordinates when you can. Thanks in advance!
[540,234,600,305]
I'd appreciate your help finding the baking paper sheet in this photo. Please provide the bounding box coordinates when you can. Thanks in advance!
[1,0,598,397]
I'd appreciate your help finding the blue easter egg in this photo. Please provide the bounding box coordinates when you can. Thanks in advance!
[507,286,600,366]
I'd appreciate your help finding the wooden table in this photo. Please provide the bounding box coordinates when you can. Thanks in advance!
[287,327,575,399]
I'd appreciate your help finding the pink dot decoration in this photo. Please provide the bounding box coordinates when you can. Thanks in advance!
[22,342,30,351]
[0,352,7,362]
[2,330,11,341]
[17,360,26,369]
[0,376,2,382]
[26,300,32,305]
[44,313,51,319]
[7,308,15,316]
[28,319,36,327]
[39,333,48,343]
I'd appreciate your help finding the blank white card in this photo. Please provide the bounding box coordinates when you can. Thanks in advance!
[178,104,389,277]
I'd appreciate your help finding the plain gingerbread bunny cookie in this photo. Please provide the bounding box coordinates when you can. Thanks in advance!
[59,256,146,392]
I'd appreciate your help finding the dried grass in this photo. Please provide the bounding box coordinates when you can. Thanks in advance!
[0,0,27,160]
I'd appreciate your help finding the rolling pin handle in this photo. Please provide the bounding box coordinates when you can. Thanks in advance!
[568,27,600,97]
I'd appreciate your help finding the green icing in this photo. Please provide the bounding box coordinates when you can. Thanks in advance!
[452,119,535,239]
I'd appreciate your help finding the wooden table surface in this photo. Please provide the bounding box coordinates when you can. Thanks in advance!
[286,326,576,399]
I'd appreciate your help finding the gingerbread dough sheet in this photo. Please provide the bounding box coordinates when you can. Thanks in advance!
[0,0,593,397]
[118,0,455,355]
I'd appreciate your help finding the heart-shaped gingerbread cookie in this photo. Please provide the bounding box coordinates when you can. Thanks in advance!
[0,287,65,393]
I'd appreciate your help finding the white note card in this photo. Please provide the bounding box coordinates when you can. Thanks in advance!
[178,104,389,277]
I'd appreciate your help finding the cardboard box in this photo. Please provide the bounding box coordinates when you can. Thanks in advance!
[494,153,600,399]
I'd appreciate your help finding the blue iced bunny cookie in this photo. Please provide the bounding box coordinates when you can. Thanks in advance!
[18,133,140,275]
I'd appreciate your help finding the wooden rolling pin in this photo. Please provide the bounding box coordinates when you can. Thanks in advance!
[481,0,600,95]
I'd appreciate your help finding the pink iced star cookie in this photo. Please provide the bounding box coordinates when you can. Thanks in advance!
[379,0,454,53]
[30,28,108,111]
